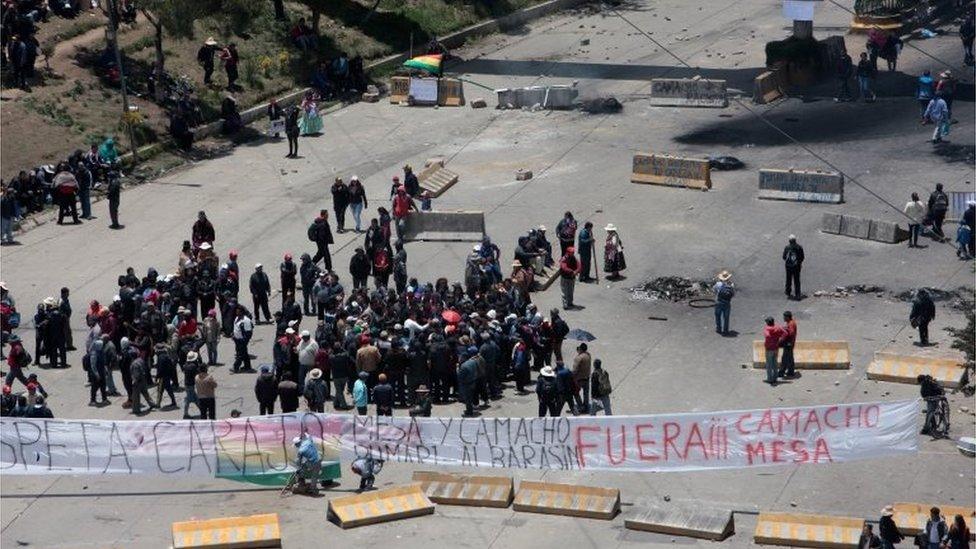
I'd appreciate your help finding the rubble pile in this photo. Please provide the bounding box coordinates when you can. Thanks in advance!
[631,276,712,302]
[814,284,886,298]
[580,96,623,113]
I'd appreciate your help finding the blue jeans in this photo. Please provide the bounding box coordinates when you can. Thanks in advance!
[0,216,12,242]
[183,385,199,416]
[858,76,874,99]
[765,349,778,384]
[589,396,612,415]
[350,202,364,231]
[714,301,730,333]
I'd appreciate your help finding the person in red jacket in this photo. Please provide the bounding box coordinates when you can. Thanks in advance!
[763,317,786,386]
[391,186,415,240]
[777,311,798,379]
[558,246,581,310]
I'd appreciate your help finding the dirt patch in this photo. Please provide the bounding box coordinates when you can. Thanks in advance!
[630,276,712,302]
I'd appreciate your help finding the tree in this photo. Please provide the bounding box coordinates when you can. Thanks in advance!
[945,299,975,393]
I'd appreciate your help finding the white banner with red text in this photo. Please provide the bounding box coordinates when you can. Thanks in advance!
[0,400,919,477]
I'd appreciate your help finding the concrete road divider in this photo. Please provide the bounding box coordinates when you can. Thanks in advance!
[753,69,785,104]
[418,159,459,198]
[649,78,728,108]
[754,511,864,548]
[758,169,844,204]
[328,484,435,529]
[437,78,466,106]
[751,341,851,370]
[389,76,410,104]
[867,352,966,388]
[412,471,513,508]
[625,505,734,541]
[891,503,975,540]
[496,85,579,109]
[820,214,908,243]
[513,480,620,520]
[631,153,711,190]
[399,210,485,242]
[172,513,281,548]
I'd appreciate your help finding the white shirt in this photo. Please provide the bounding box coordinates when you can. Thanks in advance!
[232,316,253,340]
[297,339,319,366]
[904,200,926,223]
[404,318,427,340]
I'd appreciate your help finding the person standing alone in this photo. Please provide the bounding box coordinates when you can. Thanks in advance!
[249,264,272,324]
[783,235,804,300]
[713,270,734,335]
[558,246,580,310]
[903,192,926,247]
[308,209,334,271]
[285,106,300,158]
[927,183,950,240]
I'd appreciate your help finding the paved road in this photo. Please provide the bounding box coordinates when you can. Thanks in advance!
[2,0,974,547]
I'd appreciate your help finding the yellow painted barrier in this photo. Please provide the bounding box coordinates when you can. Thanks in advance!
[389,76,410,104]
[412,471,513,508]
[631,153,711,190]
[867,352,966,388]
[437,78,465,107]
[892,503,976,540]
[171,513,281,549]
[625,506,734,541]
[512,480,619,520]
[753,511,864,548]
[752,341,851,370]
[328,483,435,529]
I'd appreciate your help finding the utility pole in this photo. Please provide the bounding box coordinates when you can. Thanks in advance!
[105,0,138,161]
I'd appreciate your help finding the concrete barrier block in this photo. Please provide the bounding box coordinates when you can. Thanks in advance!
[649,78,728,108]
[868,219,907,243]
[867,352,966,388]
[839,215,871,239]
[400,210,485,242]
[328,484,435,529]
[625,506,734,541]
[631,153,711,190]
[172,513,281,548]
[821,213,843,234]
[754,511,864,548]
[752,341,851,369]
[516,169,533,180]
[758,169,843,203]
[513,481,619,520]
[471,98,487,108]
[891,503,975,539]
[412,471,513,508]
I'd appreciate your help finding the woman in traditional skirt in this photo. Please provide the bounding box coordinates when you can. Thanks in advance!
[298,92,323,135]
[603,223,626,279]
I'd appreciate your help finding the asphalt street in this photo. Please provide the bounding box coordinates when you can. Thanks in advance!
[1,0,974,546]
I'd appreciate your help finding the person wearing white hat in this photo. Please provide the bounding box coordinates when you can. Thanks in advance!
[348,176,368,232]
[783,235,804,300]
[603,224,626,280]
[536,366,560,417]
[198,37,218,85]
[297,330,319,392]
[181,351,202,419]
[878,505,905,548]
[249,263,272,324]
[713,270,735,335]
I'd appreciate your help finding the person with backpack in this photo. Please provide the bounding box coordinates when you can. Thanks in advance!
[555,211,578,256]
[590,359,612,415]
[5,334,31,388]
[927,183,950,240]
[536,366,560,417]
[712,270,734,335]
[303,368,327,412]
[783,235,804,301]
[307,210,334,271]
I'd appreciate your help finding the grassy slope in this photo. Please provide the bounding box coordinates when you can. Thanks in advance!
[1,0,543,177]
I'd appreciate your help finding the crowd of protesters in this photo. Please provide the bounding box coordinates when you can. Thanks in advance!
[1,170,624,419]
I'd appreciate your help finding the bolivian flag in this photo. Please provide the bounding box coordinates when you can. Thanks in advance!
[403,54,442,74]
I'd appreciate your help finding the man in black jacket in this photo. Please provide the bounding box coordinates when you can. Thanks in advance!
[910,289,936,346]
[249,264,272,324]
[917,374,945,436]
[255,366,277,414]
[783,235,805,300]
[330,342,353,409]
[349,247,371,289]
[373,373,394,416]
[308,210,334,271]
[927,183,950,241]
[403,165,420,197]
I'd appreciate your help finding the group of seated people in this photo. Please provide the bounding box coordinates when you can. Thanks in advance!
[310,53,367,99]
